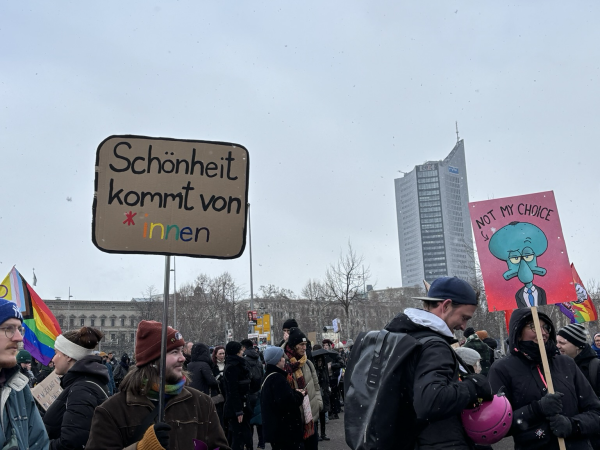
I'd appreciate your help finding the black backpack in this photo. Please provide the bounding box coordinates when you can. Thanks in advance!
[344,329,449,450]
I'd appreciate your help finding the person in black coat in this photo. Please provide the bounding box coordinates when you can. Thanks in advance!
[311,345,331,441]
[260,346,305,450]
[188,343,219,395]
[44,327,109,450]
[223,341,252,450]
[489,308,600,450]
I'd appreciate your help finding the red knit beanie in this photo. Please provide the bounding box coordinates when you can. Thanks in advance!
[135,320,184,367]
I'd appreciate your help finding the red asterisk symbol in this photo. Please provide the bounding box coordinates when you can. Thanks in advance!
[123,211,137,226]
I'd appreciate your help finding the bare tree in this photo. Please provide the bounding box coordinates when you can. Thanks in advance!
[134,285,162,322]
[302,279,326,339]
[323,241,370,340]
[258,284,296,300]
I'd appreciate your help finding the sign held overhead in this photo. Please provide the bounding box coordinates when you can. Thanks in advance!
[93,135,249,259]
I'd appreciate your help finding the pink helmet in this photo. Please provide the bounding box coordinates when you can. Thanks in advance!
[461,393,512,445]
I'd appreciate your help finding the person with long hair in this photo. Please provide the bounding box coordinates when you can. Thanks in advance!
[212,345,227,432]
[44,327,109,449]
[86,321,229,450]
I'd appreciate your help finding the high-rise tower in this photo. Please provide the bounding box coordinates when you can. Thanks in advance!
[394,139,476,287]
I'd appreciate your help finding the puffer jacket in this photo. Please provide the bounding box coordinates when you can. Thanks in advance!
[0,366,49,450]
[44,355,109,450]
[283,348,322,422]
[188,343,218,395]
[488,308,600,450]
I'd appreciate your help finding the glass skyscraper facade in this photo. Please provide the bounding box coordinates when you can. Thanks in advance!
[395,140,476,287]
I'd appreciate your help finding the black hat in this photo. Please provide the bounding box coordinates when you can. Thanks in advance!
[282,318,299,330]
[413,277,477,305]
[226,341,242,356]
[557,323,587,349]
[464,327,475,338]
[287,327,308,348]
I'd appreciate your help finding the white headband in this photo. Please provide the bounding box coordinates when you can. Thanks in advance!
[54,335,94,361]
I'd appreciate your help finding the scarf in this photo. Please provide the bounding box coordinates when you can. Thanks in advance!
[517,340,558,363]
[284,346,314,439]
[144,376,186,401]
[591,343,600,359]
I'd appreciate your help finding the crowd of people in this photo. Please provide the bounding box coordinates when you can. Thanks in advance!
[3,275,600,449]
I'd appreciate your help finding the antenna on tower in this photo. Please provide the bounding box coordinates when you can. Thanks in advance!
[455,121,460,144]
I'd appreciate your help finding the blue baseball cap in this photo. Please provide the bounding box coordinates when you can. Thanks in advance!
[412,277,477,305]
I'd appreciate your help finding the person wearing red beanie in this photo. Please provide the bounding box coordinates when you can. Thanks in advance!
[86,320,230,450]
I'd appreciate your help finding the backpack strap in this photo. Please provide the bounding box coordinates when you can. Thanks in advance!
[367,329,389,386]
[589,358,600,392]
[260,372,277,391]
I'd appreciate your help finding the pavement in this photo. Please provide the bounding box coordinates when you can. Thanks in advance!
[255,410,515,449]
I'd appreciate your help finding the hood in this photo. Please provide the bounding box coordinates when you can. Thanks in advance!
[191,343,212,364]
[385,309,455,342]
[508,308,556,356]
[243,348,259,361]
[62,355,109,388]
[574,344,597,364]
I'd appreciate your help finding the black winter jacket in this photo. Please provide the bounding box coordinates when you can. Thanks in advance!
[383,310,477,450]
[261,364,304,444]
[574,344,600,396]
[488,308,600,450]
[44,355,109,450]
[189,344,219,395]
[243,348,264,394]
[223,355,251,419]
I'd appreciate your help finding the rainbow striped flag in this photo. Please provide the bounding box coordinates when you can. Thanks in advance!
[0,267,61,365]
[558,264,598,324]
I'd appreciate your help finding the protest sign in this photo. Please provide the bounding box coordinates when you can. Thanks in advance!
[31,373,63,411]
[469,191,575,312]
[93,135,249,259]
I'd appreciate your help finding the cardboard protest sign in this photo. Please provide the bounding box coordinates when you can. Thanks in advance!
[31,373,63,410]
[93,135,249,259]
[558,264,598,324]
[469,191,575,311]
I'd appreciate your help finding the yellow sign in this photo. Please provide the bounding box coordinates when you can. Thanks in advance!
[262,314,271,333]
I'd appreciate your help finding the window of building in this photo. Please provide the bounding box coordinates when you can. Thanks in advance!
[70,318,74,327]
[131,333,135,341]
[80,318,85,326]
[121,318,125,326]
[111,318,115,327]
[90,318,95,326]
[101,318,105,327]
[110,333,116,341]
[130,319,135,327]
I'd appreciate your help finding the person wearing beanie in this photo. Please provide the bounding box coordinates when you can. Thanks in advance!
[44,327,108,449]
[223,341,253,450]
[0,299,48,449]
[454,346,482,376]
[283,328,322,450]
[86,320,230,450]
[188,343,219,396]
[261,345,305,450]
[463,327,475,338]
[17,349,35,386]
[112,353,131,389]
[280,320,313,364]
[489,308,600,450]
[462,327,492,376]
[592,333,600,359]
[558,324,600,397]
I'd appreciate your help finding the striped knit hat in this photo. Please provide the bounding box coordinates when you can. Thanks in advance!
[557,323,587,349]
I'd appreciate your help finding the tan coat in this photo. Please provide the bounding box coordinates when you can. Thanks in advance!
[283,353,323,421]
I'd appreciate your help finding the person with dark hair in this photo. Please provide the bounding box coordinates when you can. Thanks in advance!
[44,326,109,450]
[321,339,344,419]
[112,353,130,390]
[98,352,116,395]
[212,345,227,433]
[86,320,229,450]
[261,346,305,450]
[35,360,55,385]
[311,344,331,441]
[0,299,48,449]
[284,328,322,450]
[224,341,253,450]
[489,310,600,449]
[188,343,219,395]
[241,339,265,449]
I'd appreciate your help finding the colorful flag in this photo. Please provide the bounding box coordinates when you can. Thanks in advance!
[558,264,598,324]
[0,267,61,365]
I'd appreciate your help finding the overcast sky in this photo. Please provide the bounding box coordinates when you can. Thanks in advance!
[2,2,599,301]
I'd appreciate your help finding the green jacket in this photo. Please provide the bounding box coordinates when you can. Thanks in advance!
[0,367,49,450]
[463,335,492,375]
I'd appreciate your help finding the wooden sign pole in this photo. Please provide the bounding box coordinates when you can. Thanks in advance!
[531,306,566,450]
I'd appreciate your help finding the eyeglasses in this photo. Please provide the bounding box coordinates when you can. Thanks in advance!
[527,322,551,334]
[0,325,24,339]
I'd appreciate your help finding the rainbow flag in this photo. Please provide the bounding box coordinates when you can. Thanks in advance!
[0,267,61,365]
[558,264,598,324]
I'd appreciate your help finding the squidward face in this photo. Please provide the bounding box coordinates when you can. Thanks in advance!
[489,222,548,286]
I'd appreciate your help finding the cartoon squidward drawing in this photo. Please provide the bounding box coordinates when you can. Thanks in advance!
[488,221,549,309]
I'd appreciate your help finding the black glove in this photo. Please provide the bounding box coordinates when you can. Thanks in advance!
[534,392,564,417]
[464,374,493,401]
[548,414,572,438]
[154,422,171,449]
